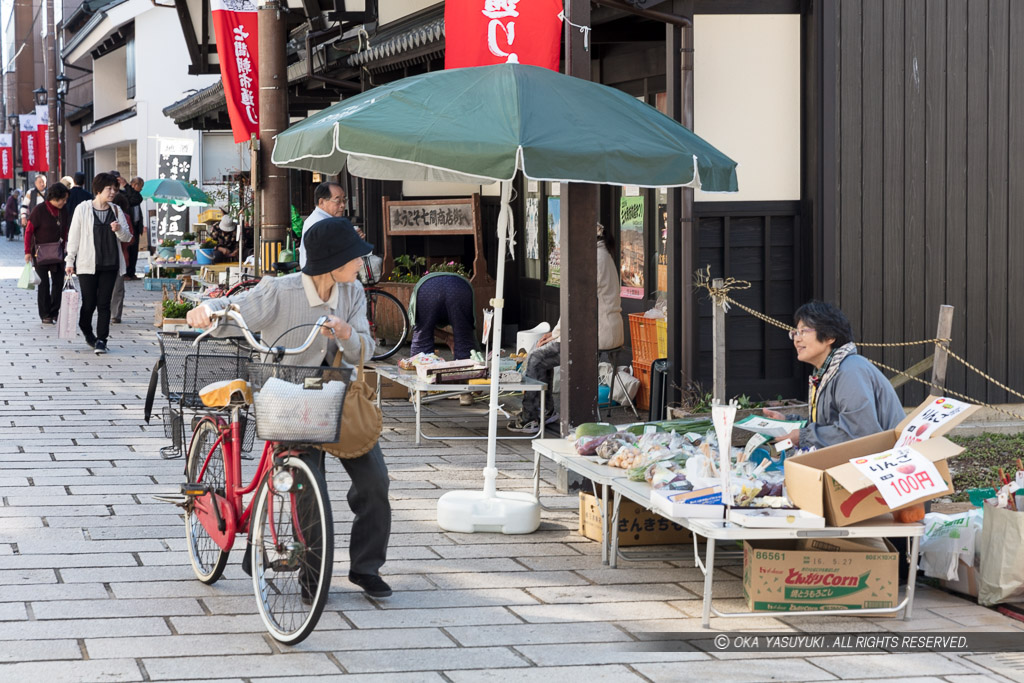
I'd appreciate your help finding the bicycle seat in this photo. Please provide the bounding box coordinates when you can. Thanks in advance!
[199,379,254,408]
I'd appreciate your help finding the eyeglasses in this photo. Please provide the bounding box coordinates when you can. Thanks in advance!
[327,195,346,204]
[788,328,816,341]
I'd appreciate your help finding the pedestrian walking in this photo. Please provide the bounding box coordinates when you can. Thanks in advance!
[4,189,21,241]
[108,192,135,324]
[20,174,46,228]
[125,177,146,279]
[24,183,70,323]
[66,172,93,216]
[64,173,132,354]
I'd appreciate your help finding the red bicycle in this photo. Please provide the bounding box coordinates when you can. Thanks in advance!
[171,307,350,644]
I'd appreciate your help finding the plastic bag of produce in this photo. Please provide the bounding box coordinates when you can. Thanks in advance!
[920,510,983,581]
[575,433,613,456]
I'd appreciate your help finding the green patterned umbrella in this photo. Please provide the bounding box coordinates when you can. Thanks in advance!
[140,178,212,207]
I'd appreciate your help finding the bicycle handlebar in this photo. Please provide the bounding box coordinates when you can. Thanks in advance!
[193,304,330,358]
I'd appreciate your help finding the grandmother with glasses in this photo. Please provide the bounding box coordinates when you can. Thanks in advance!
[762,300,904,449]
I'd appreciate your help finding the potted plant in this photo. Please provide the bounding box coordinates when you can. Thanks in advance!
[160,299,194,332]
[196,238,218,265]
[158,239,177,261]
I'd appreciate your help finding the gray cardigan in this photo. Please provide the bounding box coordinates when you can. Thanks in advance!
[64,200,132,275]
[201,273,375,367]
[799,354,905,449]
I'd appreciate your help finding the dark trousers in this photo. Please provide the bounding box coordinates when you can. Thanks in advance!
[78,269,118,343]
[521,341,560,422]
[409,276,476,359]
[316,442,391,576]
[126,242,139,277]
[34,263,64,320]
[4,219,18,240]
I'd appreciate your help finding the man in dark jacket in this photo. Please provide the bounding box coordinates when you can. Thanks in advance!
[66,172,93,216]
[4,189,20,240]
[113,171,143,279]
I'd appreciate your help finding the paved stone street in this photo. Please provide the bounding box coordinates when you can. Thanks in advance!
[0,237,1022,682]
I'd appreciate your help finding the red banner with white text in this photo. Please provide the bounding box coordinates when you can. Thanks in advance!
[19,115,38,172]
[0,134,12,179]
[35,105,49,173]
[212,0,259,143]
[444,0,563,71]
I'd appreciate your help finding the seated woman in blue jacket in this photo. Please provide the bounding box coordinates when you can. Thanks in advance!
[764,300,904,448]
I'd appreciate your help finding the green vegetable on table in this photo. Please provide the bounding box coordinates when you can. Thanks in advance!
[162,300,195,319]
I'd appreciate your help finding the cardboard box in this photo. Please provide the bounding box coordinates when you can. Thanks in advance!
[743,537,898,612]
[785,398,979,526]
[938,558,980,598]
[579,491,692,546]
[650,486,725,520]
[364,368,409,400]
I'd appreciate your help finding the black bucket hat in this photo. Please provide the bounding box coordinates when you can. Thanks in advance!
[301,217,373,276]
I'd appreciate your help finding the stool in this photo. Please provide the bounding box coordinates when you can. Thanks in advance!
[598,346,639,420]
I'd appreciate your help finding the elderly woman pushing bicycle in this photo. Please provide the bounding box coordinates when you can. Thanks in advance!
[187,218,394,601]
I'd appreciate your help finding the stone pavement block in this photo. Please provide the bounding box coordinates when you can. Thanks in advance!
[289,627,454,653]
[427,570,588,591]
[110,578,252,599]
[0,658,141,682]
[446,664,646,682]
[430,543,579,559]
[0,602,27,621]
[872,615,963,631]
[368,588,539,610]
[0,505,111,518]
[958,657,1024,683]
[381,558,528,575]
[509,601,686,624]
[575,567,706,584]
[0,617,171,640]
[634,658,837,681]
[808,653,975,678]
[516,555,668,571]
[0,553,138,570]
[252,674,447,683]
[346,606,522,629]
[0,583,108,602]
[0,639,82,663]
[143,653,341,680]
[59,565,199,583]
[516,642,710,666]
[329,573,436,593]
[0,570,59,590]
[170,611,351,634]
[32,597,204,620]
[16,538,167,554]
[85,633,273,659]
[86,525,183,541]
[446,622,634,647]
[335,646,529,674]
[529,583,694,604]
[4,495,138,507]
[203,592,372,615]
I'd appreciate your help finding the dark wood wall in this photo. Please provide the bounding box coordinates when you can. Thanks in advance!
[830,0,1024,405]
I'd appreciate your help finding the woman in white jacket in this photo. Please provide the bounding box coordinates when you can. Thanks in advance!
[64,172,132,354]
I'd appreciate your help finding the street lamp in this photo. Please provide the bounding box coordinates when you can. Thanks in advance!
[56,74,71,97]
[33,87,47,106]
[7,115,17,130]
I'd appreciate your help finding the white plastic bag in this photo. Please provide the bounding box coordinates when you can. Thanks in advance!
[919,510,983,581]
[611,366,640,404]
[57,277,81,340]
[17,263,35,290]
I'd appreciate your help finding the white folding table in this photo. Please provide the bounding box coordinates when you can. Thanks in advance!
[375,365,547,445]
[610,477,925,628]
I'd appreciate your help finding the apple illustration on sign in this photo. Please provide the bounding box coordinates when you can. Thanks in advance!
[897,464,916,475]
[915,424,929,437]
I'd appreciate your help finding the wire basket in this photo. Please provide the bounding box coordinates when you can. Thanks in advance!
[248,363,352,443]
[157,333,254,406]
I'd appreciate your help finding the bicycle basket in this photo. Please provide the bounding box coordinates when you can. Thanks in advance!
[158,332,254,407]
[248,363,352,443]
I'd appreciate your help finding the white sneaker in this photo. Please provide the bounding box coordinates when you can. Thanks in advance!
[507,418,539,433]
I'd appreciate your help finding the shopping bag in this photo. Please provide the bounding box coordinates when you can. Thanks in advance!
[17,263,35,290]
[611,366,640,405]
[56,277,81,340]
[977,503,1024,606]
[919,510,983,581]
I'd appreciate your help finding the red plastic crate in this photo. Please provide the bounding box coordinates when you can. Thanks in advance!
[633,358,652,411]
[629,313,661,363]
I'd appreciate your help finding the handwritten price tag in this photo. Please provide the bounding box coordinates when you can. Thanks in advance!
[895,397,972,447]
[850,446,946,509]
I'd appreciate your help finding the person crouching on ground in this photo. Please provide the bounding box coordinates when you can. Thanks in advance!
[762,300,904,448]
[65,173,132,355]
[186,217,394,599]
[24,183,70,324]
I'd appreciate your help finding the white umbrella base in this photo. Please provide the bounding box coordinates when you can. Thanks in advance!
[437,490,541,535]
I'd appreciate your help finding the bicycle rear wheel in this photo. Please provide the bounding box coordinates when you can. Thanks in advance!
[366,288,408,360]
[185,418,230,584]
[250,450,333,644]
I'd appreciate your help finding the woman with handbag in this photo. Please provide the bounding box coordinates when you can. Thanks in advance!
[64,173,133,354]
[186,217,394,600]
[24,183,70,324]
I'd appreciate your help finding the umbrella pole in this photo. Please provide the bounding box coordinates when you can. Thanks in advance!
[435,180,540,534]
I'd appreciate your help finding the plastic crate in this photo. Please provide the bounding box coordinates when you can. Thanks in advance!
[633,358,653,411]
[656,319,667,357]
[144,277,181,291]
[629,313,663,363]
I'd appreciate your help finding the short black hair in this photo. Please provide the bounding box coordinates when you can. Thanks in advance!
[73,172,86,187]
[313,181,343,205]
[794,300,854,349]
[45,183,69,201]
[92,172,118,195]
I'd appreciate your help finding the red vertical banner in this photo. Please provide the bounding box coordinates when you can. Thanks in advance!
[211,0,259,144]
[19,114,38,172]
[35,105,49,173]
[0,134,12,179]
[444,0,563,71]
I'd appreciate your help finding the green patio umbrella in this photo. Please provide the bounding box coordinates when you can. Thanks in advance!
[271,63,739,535]
[140,178,212,207]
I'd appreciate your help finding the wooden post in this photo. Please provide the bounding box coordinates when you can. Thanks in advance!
[712,278,726,403]
[929,305,954,395]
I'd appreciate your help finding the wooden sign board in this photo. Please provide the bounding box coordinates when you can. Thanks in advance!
[384,197,478,236]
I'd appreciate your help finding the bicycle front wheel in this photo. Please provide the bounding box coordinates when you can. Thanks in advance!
[250,450,333,645]
[366,288,409,360]
[185,418,230,584]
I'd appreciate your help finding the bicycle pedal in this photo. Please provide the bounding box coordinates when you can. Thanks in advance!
[180,482,210,497]
[152,493,189,507]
